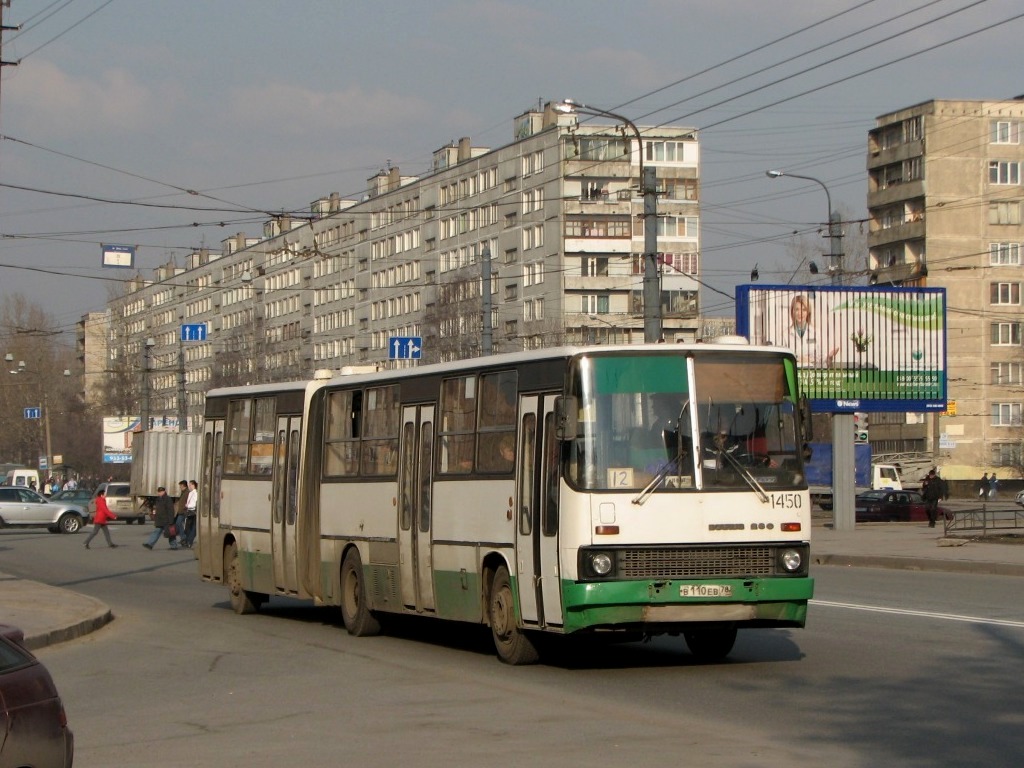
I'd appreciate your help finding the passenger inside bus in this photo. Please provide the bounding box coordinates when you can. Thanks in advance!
[625,392,693,487]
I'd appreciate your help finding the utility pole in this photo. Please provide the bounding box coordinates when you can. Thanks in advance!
[481,243,492,355]
[1,1,19,68]
[1,1,21,115]
[641,166,660,343]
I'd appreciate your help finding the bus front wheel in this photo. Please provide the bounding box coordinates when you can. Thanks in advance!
[340,549,381,636]
[683,625,737,663]
[226,542,264,615]
[488,566,539,665]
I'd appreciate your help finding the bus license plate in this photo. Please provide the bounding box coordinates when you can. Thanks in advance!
[680,584,732,598]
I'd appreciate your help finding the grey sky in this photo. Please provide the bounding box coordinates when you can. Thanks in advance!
[1,0,1021,337]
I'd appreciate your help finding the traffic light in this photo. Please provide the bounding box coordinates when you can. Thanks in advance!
[854,412,869,443]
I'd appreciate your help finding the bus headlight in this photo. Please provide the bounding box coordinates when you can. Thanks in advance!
[589,552,613,576]
[779,548,803,572]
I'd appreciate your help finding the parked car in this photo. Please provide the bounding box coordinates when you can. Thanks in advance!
[0,624,74,768]
[89,482,147,524]
[49,489,94,506]
[855,489,945,522]
[1016,490,1024,508]
[0,487,88,533]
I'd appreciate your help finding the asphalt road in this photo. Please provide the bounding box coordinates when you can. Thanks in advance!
[5,527,1024,768]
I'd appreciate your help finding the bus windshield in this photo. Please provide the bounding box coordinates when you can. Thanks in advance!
[567,351,804,493]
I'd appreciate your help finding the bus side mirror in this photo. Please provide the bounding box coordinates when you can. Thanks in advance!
[555,396,578,440]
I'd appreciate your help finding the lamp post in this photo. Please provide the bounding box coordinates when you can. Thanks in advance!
[765,170,853,530]
[766,170,843,285]
[140,337,155,432]
[553,99,661,343]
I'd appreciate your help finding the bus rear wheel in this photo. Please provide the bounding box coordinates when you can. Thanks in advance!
[340,549,380,636]
[226,542,263,615]
[488,565,539,665]
[683,624,737,663]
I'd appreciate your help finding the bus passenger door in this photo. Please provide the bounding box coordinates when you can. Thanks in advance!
[271,415,302,595]
[516,394,564,628]
[199,421,223,580]
[538,395,563,627]
[398,405,435,612]
[516,396,540,625]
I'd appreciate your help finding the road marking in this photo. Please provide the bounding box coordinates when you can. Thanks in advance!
[811,599,1024,629]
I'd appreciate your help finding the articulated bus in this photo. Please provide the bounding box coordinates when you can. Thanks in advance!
[198,342,814,664]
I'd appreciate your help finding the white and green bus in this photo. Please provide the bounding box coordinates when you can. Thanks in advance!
[198,342,814,664]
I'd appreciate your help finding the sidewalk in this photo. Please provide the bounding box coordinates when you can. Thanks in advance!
[3,520,1023,651]
[0,572,112,652]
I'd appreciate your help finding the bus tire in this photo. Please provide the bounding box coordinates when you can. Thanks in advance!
[340,549,380,636]
[683,624,737,663]
[226,542,262,615]
[488,565,539,665]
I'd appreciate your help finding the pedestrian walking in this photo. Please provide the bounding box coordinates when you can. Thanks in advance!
[978,472,990,499]
[922,469,943,528]
[143,487,179,550]
[83,488,119,549]
[173,480,188,546]
[989,473,999,500]
[181,480,199,549]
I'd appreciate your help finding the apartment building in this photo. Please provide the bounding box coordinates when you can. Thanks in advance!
[87,103,701,430]
[866,98,1024,480]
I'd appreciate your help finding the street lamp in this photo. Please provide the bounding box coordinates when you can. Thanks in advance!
[553,99,661,343]
[766,170,843,285]
[765,170,853,531]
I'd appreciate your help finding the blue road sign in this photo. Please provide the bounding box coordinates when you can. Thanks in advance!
[389,336,423,360]
[181,323,208,342]
[24,407,41,420]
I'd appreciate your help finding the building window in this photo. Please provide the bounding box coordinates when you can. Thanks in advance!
[991,282,1021,305]
[661,179,698,201]
[904,116,923,142]
[991,362,1024,385]
[992,442,1023,466]
[581,257,609,277]
[523,261,544,286]
[566,219,630,237]
[645,141,692,163]
[991,120,1021,145]
[991,402,1023,427]
[989,202,1021,225]
[989,161,1021,185]
[990,242,1022,266]
[990,322,1022,345]
[581,294,610,314]
[524,298,544,321]
[566,137,629,162]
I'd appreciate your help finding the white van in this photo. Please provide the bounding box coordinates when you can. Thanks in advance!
[4,468,40,489]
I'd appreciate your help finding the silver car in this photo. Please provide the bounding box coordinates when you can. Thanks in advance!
[89,482,147,524]
[0,487,89,534]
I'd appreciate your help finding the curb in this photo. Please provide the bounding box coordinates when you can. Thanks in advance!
[24,608,114,652]
[813,553,1024,578]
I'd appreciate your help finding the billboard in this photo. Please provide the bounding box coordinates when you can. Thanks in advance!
[102,415,183,463]
[103,416,139,464]
[736,285,946,413]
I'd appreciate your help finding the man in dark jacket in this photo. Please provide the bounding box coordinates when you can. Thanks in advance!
[922,469,945,528]
[144,486,179,550]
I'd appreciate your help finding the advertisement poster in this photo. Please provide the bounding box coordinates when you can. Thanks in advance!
[736,285,947,412]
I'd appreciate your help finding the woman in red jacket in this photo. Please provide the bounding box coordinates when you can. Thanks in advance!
[84,488,119,549]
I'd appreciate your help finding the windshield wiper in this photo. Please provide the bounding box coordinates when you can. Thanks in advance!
[715,446,770,503]
[632,400,690,506]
